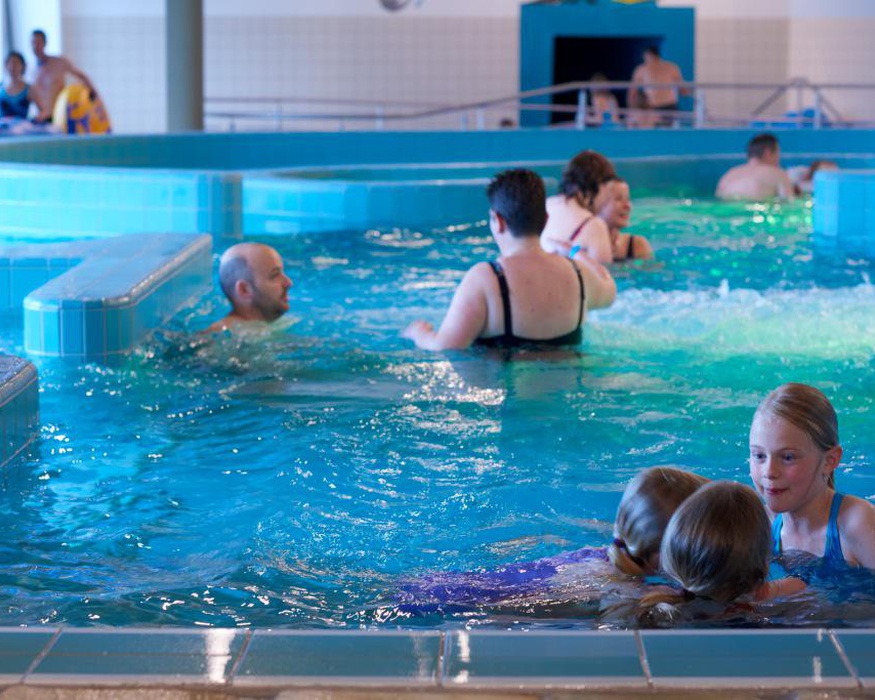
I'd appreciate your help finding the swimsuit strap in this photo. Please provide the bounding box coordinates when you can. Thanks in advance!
[824,492,845,565]
[488,260,513,340]
[772,494,846,565]
[568,257,586,329]
[771,513,783,556]
[569,215,593,242]
[626,235,635,259]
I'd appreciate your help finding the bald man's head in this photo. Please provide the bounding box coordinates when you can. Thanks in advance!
[218,243,292,322]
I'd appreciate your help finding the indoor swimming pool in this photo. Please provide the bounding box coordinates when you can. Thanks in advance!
[2,187,875,630]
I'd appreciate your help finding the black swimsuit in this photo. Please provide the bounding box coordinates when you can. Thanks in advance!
[614,235,637,262]
[475,258,586,348]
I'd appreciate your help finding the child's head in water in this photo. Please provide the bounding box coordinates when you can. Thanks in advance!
[609,466,709,576]
[660,481,771,602]
[749,382,842,515]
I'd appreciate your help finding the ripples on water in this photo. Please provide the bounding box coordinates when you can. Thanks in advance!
[2,197,875,629]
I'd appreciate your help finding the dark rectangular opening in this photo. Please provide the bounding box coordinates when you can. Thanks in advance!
[551,36,662,125]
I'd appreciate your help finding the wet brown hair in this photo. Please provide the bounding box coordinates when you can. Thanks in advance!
[558,150,617,210]
[660,481,770,603]
[609,467,709,576]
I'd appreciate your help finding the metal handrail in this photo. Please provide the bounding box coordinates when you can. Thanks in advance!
[205,79,875,131]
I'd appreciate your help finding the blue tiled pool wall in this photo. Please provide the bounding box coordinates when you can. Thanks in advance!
[0,627,873,690]
[16,234,212,361]
[0,356,38,469]
[0,242,83,313]
[0,164,240,238]
[2,130,875,240]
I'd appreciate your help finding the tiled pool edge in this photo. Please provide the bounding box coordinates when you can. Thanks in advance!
[0,356,39,470]
[0,628,871,695]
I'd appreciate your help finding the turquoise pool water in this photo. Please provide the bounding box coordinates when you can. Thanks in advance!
[2,194,875,629]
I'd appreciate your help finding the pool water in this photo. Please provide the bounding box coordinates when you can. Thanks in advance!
[2,194,875,629]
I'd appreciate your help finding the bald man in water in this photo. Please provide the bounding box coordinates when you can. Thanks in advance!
[206,243,293,333]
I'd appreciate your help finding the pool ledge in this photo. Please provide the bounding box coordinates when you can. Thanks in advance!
[0,627,872,696]
[3,233,213,361]
[0,355,39,469]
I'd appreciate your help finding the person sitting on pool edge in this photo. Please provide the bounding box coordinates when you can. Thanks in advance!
[402,168,616,351]
[205,242,293,333]
[715,133,795,201]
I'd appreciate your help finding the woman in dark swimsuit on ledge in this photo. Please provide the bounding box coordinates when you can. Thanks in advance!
[403,169,616,351]
[597,178,654,262]
[540,150,617,264]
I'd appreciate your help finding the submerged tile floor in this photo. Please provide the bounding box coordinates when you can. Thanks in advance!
[0,627,872,695]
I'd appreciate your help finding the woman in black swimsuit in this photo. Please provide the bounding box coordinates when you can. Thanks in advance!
[403,169,617,351]
[596,178,654,262]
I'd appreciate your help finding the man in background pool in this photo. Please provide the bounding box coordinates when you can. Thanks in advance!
[627,46,687,126]
[205,243,293,333]
[30,28,97,123]
[716,133,795,200]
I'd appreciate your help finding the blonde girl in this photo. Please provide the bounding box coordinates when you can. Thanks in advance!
[749,383,875,569]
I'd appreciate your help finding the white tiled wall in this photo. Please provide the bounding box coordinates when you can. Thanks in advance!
[62,15,166,134]
[694,19,790,122]
[788,18,875,122]
[204,16,519,132]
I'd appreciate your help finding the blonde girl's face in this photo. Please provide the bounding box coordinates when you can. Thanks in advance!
[748,413,839,514]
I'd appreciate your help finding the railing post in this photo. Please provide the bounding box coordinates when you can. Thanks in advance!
[813,91,823,129]
[376,106,385,130]
[476,109,485,130]
[575,89,588,130]
[795,79,804,126]
[460,113,469,130]
[694,88,707,128]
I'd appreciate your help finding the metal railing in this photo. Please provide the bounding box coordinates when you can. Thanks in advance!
[204,79,875,132]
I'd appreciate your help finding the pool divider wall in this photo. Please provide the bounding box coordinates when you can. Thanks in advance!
[0,356,39,469]
[20,233,212,361]
[0,164,241,238]
[813,169,875,257]
[3,130,875,239]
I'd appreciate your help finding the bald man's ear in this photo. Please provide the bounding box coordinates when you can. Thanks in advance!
[234,278,253,302]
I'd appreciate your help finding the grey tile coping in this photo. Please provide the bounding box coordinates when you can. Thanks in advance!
[641,629,858,688]
[0,626,870,691]
[442,630,646,688]
[232,630,441,688]
[0,629,57,685]
[833,629,875,688]
[27,628,244,687]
